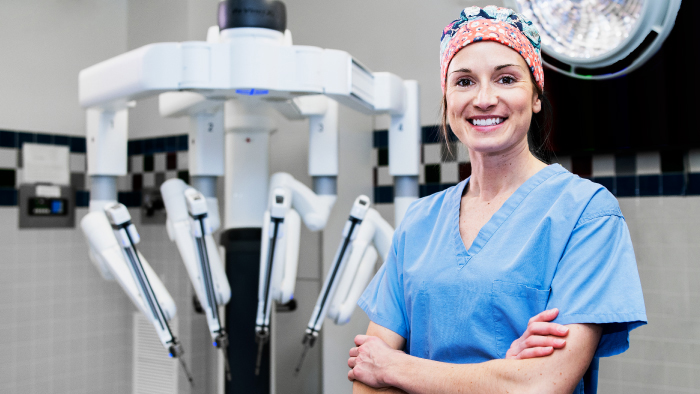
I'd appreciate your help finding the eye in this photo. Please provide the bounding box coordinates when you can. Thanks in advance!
[456,78,473,87]
[498,75,516,85]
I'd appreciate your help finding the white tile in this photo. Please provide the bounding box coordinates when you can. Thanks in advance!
[592,154,615,177]
[637,152,661,175]
[116,175,130,192]
[15,169,22,188]
[142,172,155,188]
[177,152,188,170]
[154,153,166,172]
[441,162,459,183]
[688,150,700,173]
[419,163,425,184]
[457,144,470,163]
[371,148,378,168]
[376,166,392,186]
[69,154,86,173]
[374,115,391,130]
[130,155,143,173]
[423,144,442,164]
[0,148,17,168]
[165,171,177,180]
[553,156,572,172]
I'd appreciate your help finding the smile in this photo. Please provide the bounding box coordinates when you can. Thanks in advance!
[468,117,506,126]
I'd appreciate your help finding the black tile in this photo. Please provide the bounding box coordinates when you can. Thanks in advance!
[75,190,90,207]
[70,173,85,190]
[660,151,684,173]
[36,134,53,144]
[18,132,35,148]
[440,183,457,191]
[425,164,440,184]
[422,125,441,144]
[132,174,143,191]
[571,155,592,178]
[69,137,86,153]
[143,139,155,155]
[593,177,615,195]
[662,173,684,195]
[373,130,388,148]
[459,162,471,181]
[165,136,178,152]
[166,152,177,170]
[0,131,17,148]
[143,155,154,172]
[155,172,165,188]
[177,170,190,184]
[638,175,660,196]
[687,173,700,195]
[128,140,143,156]
[118,191,142,207]
[153,137,166,153]
[0,188,17,206]
[0,169,16,188]
[177,135,188,151]
[373,186,394,204]
[616,176,637,197]
[615,153,636,176]
[419,184,441,198]
[373,167,377,187]
[54,135,69,146]
[377,148,388,167]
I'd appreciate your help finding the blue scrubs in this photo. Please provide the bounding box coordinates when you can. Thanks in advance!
[358,164,647,394]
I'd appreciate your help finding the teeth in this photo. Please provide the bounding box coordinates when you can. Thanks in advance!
[471,118,504,126]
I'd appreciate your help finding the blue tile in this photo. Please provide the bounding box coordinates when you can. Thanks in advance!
[75,190,90,207]
[54,135,70,146]
[128,139,143,156]
[440,183,457,191]
[662,173,684,196]
[419,184,442,198]
[118,191,142,207]
[593,177,615,195]
[638,175,660,196]
[0,188,17,206]
[373,130,388,148]
[165,136,179,152]
[17,132,35,148]
[687,173,700,195]
[616,176,637,197]
[69,137,86,153]
[177,135,188,151]
[373,186,394,204]
[0,131,17,148]
[36,133,53,144]
[143,139,155,155]
[153,137,166,153]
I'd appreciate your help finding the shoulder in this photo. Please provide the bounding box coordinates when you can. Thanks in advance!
[398,181,464,232]
[543,166,624,224]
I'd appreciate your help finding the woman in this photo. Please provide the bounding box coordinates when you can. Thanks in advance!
[347,6,646,394]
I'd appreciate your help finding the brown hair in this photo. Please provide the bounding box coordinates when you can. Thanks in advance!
[439,72,553,163]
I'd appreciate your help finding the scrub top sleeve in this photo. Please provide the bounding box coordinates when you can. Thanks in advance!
[357,229,409,340]
[547,213,647,358]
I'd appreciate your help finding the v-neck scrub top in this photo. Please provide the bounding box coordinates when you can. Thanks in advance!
[358,164,647,394]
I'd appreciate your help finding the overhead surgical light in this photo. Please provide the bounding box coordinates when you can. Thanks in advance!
[505,0,682,79]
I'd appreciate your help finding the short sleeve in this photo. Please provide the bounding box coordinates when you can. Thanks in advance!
[547,213,647,358]
[357,229,409,340]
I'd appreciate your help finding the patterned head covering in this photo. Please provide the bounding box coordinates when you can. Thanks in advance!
[440,5,544,94]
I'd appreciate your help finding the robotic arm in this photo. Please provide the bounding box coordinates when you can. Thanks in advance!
[294,196,394,373]
[81,203,193,383]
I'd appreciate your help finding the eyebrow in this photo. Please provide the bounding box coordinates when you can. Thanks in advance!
[450,64,524,75]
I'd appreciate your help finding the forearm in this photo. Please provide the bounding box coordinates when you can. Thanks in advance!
[354,381,408,394]
[387,354,578,394]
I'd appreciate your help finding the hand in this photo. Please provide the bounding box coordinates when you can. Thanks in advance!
[348,335,404,388]
[505,308,569,360]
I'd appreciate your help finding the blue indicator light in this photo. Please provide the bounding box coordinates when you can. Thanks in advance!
[213,341,218,347]
[235,89,269,96]
[51,200,63,214]
[168,353,173,358]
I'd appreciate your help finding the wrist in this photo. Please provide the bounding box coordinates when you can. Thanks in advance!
[382,350,410,388]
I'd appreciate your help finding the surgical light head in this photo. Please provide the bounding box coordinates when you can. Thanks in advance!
[218,0,287,33]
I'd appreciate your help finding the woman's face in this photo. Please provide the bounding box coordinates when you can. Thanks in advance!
[445,41,541,156]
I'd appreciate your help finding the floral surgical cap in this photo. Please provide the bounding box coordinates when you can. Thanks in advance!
[440,5,544,94]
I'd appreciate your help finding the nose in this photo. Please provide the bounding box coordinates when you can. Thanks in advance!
[473,82,498,110]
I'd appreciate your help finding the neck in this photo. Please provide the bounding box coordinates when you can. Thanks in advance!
[466,139,545,201]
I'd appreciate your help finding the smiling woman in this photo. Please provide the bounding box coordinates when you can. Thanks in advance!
[348,5,647,394]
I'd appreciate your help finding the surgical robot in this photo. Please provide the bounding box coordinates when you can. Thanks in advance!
[78,0,420,390]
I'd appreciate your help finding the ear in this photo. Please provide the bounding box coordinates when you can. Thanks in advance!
[532,94,542,114]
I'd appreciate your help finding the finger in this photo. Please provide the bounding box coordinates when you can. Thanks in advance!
[348,356,356,369]
[354,335,370,346]
[526,322,569,337]
[349,347,359,357]
[528,308,559,324]
[515,346,554,360]
[523,336,566,350]
[348,369,355,381]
